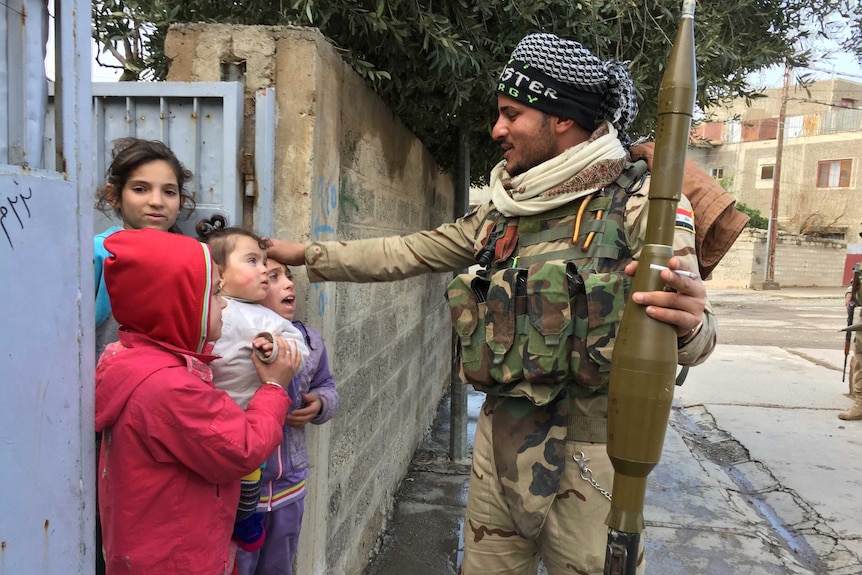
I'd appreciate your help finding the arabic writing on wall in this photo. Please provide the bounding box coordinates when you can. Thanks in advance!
[1,183,33,250]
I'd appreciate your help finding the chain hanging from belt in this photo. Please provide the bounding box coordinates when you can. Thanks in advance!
[573,451,612,501]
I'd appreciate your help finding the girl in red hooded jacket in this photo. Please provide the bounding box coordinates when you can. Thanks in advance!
[95,228,301,575]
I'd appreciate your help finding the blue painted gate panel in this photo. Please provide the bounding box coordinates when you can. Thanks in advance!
[1,1,95,573]
[44,82,245,234]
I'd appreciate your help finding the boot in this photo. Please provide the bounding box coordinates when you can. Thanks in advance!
[839,396,862,421]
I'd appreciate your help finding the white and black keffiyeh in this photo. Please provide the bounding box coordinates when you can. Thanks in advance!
[500,33,639,146]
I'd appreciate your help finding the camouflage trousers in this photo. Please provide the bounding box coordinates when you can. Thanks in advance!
[460,404,645,575]
[851,334,862,396]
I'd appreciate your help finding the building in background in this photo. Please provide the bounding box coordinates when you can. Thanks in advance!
[690,78,862,242]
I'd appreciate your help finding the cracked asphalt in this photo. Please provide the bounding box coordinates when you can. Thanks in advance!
[364,286,862,575]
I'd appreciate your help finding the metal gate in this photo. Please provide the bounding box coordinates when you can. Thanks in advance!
[44,81,247,235]
[2,5,277,573]
[1,1,95,573]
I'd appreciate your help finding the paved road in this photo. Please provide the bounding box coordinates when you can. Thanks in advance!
[671,286,862,574]
[364,286,862,575]
[708,287,847,349]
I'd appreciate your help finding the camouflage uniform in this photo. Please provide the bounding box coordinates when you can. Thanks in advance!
[841,279,862,420]
[302,172,715,574]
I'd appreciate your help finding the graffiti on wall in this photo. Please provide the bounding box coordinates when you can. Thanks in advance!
[313,176,338,237]
[311,175,339,317]
[1,183,34,250]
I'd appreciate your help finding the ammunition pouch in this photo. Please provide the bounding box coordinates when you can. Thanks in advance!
[448,274,492,385]
[570,267,628,388]
[447,260,630,405]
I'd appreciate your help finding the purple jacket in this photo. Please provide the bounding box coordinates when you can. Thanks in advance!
[259,322,339,509]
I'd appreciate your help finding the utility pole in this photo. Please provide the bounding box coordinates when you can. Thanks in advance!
[449,119,470,461]
[762,62,791,290]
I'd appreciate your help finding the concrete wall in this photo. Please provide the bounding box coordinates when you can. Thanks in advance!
[709,229,846,288]
[165,24,454,575]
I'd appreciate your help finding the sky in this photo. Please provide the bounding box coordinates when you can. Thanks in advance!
[747,15,862,89]
[89,44,124,82]
[42,0,122,82]
[749,46,862,90]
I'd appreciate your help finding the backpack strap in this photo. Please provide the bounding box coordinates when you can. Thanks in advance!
[615,159,649,193]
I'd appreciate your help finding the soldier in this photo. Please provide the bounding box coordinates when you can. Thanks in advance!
[270,33,716,575]
[841,260,862,421]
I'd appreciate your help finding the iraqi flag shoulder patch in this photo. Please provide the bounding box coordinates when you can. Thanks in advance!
[675,207,695,234]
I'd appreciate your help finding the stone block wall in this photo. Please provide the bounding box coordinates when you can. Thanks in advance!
[706,233,756,288]
[166,24,454,575]
[709,229,845,288]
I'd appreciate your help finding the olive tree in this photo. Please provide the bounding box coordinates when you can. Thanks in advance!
[93,0,847,183]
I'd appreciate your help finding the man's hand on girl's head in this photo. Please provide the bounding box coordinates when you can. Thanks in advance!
[266,238,306,266]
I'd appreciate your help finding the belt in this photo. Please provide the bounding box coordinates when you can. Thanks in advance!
[566,414,607,443]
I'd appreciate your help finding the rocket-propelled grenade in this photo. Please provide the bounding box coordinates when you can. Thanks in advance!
[603,1,697,573]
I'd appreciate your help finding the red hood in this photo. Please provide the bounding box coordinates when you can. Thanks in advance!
[104,229,216,357]
[94,333,216,432]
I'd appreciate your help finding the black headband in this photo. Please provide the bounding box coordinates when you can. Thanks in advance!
[496,58,602,131]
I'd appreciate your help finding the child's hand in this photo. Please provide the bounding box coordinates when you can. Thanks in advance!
[252,336,301,390]
[252,335,275,360]
[285,393,322,428]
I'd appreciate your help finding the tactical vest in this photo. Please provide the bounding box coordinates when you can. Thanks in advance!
[447,165,645,407]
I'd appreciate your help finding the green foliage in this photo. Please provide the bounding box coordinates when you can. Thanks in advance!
[93,0,845,184]
[736,203,769,229]
[92,1,167,80]
[717,174,735,193]
[838,0,862,62]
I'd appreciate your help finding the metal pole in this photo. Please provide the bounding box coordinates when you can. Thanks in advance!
[449,119,470,461]
[763,63,790,290]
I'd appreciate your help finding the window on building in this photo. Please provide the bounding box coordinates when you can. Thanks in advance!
[840,98,857,108]
[816,159,852,188]
[711,167,724,179]
[760,165,774,180]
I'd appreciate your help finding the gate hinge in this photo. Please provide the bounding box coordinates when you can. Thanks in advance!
[242,152,256,197]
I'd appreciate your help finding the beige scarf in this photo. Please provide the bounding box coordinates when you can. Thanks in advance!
[488,122,628,217]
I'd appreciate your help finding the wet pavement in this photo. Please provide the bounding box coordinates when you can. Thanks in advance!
[363,286,862,575]
[363,388,481,575]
